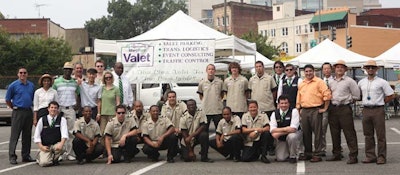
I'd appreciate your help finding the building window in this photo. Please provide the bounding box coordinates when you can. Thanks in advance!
[295,26,302,35]
[385,23,393,28]
[296,43,302,53]
[277,6,280,11]
[226,16,229,26]
[310,25,314,32]
[282,42,288,53]
[271,29,276,37]
[217,18,220,26]
[282,27,288,36]
[304,24,308,33]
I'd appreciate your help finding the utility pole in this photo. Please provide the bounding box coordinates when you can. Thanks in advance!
[224,0,227,34]
[318,0,322,42]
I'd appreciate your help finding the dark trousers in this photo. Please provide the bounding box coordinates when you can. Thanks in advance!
[181,131,209,161]
[209,134,243,159]
[72,137,104,161]
[263,110,275,151]
[142,134,178,159]
[362,107,386,160]
[329,105,358,158]
[206,114,222,131]
[242,132,269,162]
[300,108,322,156]
[111,136,139,163]
[9,109,33,160]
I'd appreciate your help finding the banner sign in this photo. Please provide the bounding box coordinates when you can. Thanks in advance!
[117,39,215,83]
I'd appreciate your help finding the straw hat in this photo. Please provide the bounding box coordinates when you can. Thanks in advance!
[363,60,378,67]
[38,74,53,87]
[333,59,347,67]
[63,62,74,69]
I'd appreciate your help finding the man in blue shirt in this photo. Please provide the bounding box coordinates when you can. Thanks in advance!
[6,67,35,165]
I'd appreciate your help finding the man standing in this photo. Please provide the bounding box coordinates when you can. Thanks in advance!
[277,63,302,108]
[296,64,331,162]
[272,61,285,100]
[104,105,139,164]
[72,63,86,82]
[358,60,394,165]
[180,99,213,162]
[241,101,271,163]
[223,62,249,118]
[326,60,360,164]
[34,101,68,167]
[113,62,134,110]
[319,62,334,157]
[73,106,104,165]
[53,62,80,161]
[79,68,102,120]
[270,95,301,163]
[209,106,242,162]
[95,60,105,85]
[6,67,35,164]
[142,105,178,163]
[197,64,224,131]
[161,91,187,134]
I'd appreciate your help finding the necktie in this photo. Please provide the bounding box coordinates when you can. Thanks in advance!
[281,112,286,121]
[277,75,280,85]
[119,76,124,104]
[325,78,329,88]
[287,78,292,86]
[50,117,56,127]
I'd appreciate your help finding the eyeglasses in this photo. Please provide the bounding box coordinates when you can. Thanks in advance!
[274,66,283,69]
[365,66,377,70]
[117,112,125,115]
[105,76,112,80]
[19,72,27,74]
[96,65,104,68]
[285,69,293,71]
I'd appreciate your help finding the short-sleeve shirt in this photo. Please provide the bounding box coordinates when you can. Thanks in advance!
[130,110,150,131]
[241,112,270,146]
[53,77,79,107]
[249,73,276,111]
[358,76,394,106]
[142,117,173,141]
[101,85,119,116]
[6,80,35,108]
[33,87,58,111]
[179,110,207,146]
[73,117,101,143]
[161,101,187,128]
[223,75,249,112]
[216,115,241,142]
[104,117,138,148]
[80,82,102,108]
[197,77,224,115]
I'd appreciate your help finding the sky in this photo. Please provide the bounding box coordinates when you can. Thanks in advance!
[0,0,399,29]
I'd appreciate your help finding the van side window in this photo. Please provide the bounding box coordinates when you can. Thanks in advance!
[142,83,160,89]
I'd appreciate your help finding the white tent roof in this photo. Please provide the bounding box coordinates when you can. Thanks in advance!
[95,10,256,56]
[374,42,400,68]
[287,39,372,67]
[234,52,274,69]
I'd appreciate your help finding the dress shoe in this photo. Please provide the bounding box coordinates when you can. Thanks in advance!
[167,158,175,163]
[310,156,322,162]
[268,149,276,156]
[225,155,233,160]
[376,157,386,165]
[260,156,271,164]
[326,156,341,161]
[201,158,214,163]
[346,157,358,164]
[298,155,312,161]
[10,159,18,165]
[289,158,297,164]
[22,156,36,162]
[316,152,326,157]
[77,160,85,165]
[362,158,376,163]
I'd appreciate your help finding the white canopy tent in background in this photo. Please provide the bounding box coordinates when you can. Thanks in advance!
[287,39,372,67]
[374,42,400,68]
[94,10,256,58]
[215,51,274,71]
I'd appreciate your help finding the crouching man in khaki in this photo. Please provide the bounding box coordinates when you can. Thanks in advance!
[270,95,301,163]
[34,101,68,167]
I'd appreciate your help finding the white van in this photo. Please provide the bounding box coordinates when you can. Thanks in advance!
[133,83,201,110]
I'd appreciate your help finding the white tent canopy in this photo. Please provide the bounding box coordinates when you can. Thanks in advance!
[94,10,256,57]
[287,39,372,67]
[235,51,274,69]
[374,42,400,68]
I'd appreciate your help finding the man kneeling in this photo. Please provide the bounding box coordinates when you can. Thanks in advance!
[142,105,178,163]
[34,101,68,167]
[270,95,301,163]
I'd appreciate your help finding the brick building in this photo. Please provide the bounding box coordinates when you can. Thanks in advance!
[357,8,400,28]
[0,18,65,39]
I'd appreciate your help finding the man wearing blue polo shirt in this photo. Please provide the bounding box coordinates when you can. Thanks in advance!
[6,67,35,165]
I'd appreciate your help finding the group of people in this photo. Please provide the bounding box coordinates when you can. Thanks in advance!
[5,58,394,167]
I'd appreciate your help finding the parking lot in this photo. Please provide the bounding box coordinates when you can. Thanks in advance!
[0,117,400,175]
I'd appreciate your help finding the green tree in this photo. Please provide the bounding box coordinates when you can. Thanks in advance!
[0,31,72,76]
[0,12,4,19]
[241,30,280,60]
[85,0,187,40]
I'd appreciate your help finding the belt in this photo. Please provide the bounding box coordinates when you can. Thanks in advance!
[331,104,350,107]
[302,106,322,109]
[61,106,73,109]
[363,105,384,109]
[13,107,31,110]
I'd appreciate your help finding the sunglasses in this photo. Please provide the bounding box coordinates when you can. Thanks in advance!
[105,76,112,80]
[274,66,283,69]
[96,65,104,68]
[117,112,125,115]
[365,66,377,70]
[19,72,27,74]
[285,69,293,71]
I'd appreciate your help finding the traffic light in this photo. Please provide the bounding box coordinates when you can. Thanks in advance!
[330,27,336,41]
[346,36,352,48]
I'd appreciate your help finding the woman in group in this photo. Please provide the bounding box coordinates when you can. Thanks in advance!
[99,71,120,134]
[33,74,58,126]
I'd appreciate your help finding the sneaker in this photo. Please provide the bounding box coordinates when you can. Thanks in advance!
[67,155,76,161]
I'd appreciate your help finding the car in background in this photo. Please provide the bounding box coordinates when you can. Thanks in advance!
[0,89,12,125]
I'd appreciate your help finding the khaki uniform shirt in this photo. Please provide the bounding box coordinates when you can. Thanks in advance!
[104,117,138,148]
[216,115,242,142]
[197,77,224,115]
[73,117,101,146]
[241,112,270,146]
[129,110,150,131]
[179,110,207,146]
[223,75,249,112]
[249,73,276,111]
[142,117,173,141]
[161,101,187,128]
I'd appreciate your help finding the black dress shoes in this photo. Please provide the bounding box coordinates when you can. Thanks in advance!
[10,159,18,165]
[22,156,36,162]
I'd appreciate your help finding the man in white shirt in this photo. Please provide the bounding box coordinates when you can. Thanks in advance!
[113,62,134,110]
